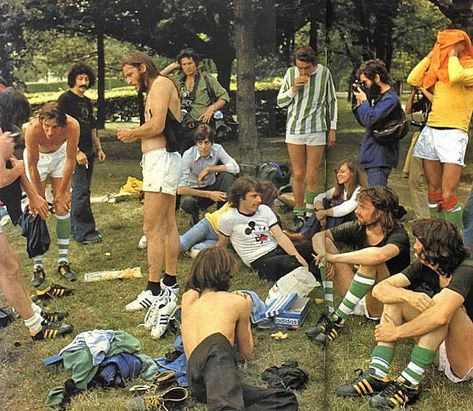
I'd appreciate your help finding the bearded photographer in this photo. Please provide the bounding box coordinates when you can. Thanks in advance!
[352,59,403,187]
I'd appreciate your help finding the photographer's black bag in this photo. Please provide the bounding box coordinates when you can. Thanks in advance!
[372,99,409,145]
[203,75,239,141]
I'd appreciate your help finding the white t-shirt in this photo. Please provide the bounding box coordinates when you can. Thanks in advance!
[218,204,279,266]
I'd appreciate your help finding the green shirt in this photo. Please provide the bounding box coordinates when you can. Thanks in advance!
[277,64,338,135]
[181,73,230,122]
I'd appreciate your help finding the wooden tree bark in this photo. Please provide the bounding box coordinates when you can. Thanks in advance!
[234,0,261,164]
[96,30,106,129]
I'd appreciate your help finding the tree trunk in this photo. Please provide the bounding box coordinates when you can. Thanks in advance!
[234,0,261,164]
[96,31,106,129]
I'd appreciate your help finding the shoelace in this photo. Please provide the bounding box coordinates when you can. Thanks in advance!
[144,395,168,411]
[381,381,410,405]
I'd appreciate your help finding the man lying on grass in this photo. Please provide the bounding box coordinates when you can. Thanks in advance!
[336,219,472,409]
[181,247,298,410]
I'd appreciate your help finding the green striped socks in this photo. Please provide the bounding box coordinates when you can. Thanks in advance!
[369,345,394,378]
[305,190,317,218]
[56,213,71,264]
[400,345,436,386]
[335,272,376,321]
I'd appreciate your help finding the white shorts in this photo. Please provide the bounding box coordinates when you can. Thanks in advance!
[351,296,381,321]
[438,341,473,383]
[141,148,182,195]
[285,131,326,146]
[413,125,468,166]
[24,142,67,182]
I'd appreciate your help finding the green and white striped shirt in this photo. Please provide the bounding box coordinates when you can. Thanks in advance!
[277,64,338,135]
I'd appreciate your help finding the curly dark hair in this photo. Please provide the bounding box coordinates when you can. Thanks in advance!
[412,219,469,277]
[357,186,405,235]
[177,48,200,66]
[193,123,215,143]
[229,176,262,208]
[0,87,30,132]
[67,63,96,88]
[186,247,236,294]
[356,59,390,84]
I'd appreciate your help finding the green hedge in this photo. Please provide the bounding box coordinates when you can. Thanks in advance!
[25,78,127,93]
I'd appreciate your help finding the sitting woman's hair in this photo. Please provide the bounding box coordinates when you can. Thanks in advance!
[332,159,367,205]
[412,219,469,277]
[186,247,236,294]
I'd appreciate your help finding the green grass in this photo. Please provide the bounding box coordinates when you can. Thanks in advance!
[1,107,472,410]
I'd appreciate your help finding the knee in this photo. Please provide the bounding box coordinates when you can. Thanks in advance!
[358,265,377,276]
[291,169,305,181]
[180,196,198,213]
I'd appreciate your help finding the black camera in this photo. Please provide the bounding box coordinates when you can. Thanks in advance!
[352,79,367,93]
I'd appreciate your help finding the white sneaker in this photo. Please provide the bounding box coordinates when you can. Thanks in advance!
[149,283,179,339]
[137,235,147,249]
[125,290,158,311]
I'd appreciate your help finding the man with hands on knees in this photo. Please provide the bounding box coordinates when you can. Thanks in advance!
[178,124,239,227]
[306,186,410,345]
[336,219,473,409]
[24,101,80,287]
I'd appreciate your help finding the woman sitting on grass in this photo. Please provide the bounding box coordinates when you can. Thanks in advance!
[287,159,367,243]
[180,180,279,257]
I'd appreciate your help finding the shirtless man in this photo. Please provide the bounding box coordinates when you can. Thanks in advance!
[181,247,298,411]
[0,89,72,340]
[25,101,80,286]
[118,51,182,339]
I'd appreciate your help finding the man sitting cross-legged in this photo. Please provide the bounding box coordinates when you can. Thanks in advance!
[336,219,472,409]
[181,247,298,411]
[217,176,310,282]
[307,186,410,344]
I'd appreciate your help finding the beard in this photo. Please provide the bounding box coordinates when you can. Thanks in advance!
[368,83,382,99]
[138,72,147,93]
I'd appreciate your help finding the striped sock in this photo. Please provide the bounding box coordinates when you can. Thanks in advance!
[400,345,436,386]
[443,198,463,231]
[33,255,44,270]
[369,345,394,378]
[335,272,375,321]
[305,190,317,218]
[56,213,71,264]
[320,265,334,315]
[293,207,305,218]
[31,302,42,315]
[428,191,444,219]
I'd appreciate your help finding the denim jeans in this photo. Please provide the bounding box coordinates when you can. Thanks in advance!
[365,166,392,187]
[179,218,218,252]
[71,148,97,242]
[463,184,473,250]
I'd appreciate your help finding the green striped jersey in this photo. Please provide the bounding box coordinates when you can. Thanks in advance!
[277,64,338,135]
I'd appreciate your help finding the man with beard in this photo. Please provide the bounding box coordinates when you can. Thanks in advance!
[306,186,410,345]
[58,63,106,244]
[353,59,403,187]
[336,219,472,409]
[118,52,182,339]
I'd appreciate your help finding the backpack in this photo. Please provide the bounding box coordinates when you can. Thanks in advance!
[257,161,291,189]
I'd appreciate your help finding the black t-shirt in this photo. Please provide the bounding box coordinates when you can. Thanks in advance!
[403,258,473,320]
[330,221,410,275]
[57,90,96,151]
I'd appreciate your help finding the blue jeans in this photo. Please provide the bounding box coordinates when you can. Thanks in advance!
[365,167,391,187]
[179,218,218,252]
[463,184,473,250]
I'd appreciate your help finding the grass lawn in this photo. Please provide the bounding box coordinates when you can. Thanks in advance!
[1,104,472,411]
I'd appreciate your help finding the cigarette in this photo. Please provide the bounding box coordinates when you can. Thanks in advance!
[85,163,89,169]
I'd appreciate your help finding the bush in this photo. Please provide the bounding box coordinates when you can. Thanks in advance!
[25,78,127,94]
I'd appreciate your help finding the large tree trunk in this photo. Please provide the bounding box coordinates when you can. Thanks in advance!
[96,30,106,129]
[234,0,261,164]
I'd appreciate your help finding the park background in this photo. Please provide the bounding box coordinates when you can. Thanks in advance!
[0,0,472,410]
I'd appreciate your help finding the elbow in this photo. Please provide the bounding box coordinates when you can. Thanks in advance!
[435,315,449,327]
